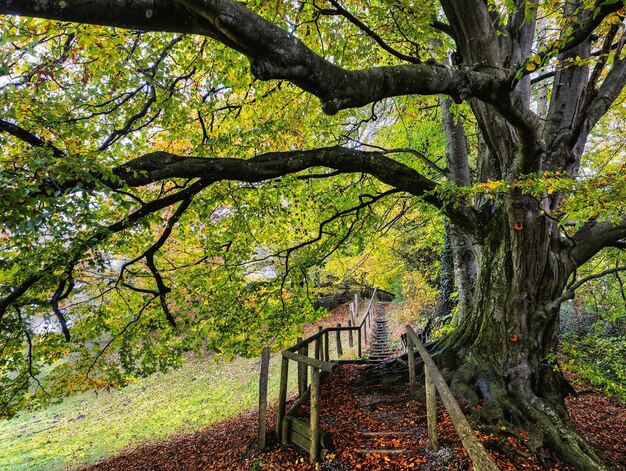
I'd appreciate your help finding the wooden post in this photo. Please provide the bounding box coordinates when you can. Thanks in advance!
[425,365,439,451]
[310,366,321,462]
[348,319,353,347]
[297,338,307,396]
[281,415,290,448]
[324,330,330,362]
[258,346,270,451]
[357,328,362,358]
[316,326,323,360]
[277,355,289,439]
[354,293,359,318]
[407,335,416,396]
[406,326,499,470]
[363,320,367,344]
[336,324,343,357]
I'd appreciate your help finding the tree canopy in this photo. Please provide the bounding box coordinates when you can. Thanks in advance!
[1,1,626,468]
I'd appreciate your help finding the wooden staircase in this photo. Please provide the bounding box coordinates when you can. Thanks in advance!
[367,304,394,363]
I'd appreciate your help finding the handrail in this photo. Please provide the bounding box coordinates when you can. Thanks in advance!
[405,326,500,471]
[277,288,378,462]
[358,287,377,328]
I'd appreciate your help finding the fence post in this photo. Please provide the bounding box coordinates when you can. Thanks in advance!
[354,293,359,318]
[425,364,439,451]
[407,335,416,396]
[336,324,343,357]
[348,319,353,347]
[357,328,362,358]
[363,320,367,344]
[276,355,289,440]
[310,366,321,462]
[297,337,307,396]
[258,346,270,451]
[324,330,330,362]
[316,326,323,360]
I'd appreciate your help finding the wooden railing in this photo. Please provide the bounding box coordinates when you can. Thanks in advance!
[405,326,500,471]
[277,288,378,462]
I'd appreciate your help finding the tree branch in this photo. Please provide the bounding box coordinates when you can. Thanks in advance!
[0,118,65,158]
[324,0,420,64]
[570,216,626,266]
[574,55,626,147]
[510,0,624,85]
[114,146,479,230]
[0,180,210,321]
[556,265,626,305]
[0,0,514,116]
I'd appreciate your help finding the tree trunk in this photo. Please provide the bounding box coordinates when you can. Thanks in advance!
[431,198,608,470]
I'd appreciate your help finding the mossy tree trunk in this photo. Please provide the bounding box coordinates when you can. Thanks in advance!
[436,193,608,470]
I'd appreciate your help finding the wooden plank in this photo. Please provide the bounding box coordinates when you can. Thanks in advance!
[290,427,311,452]
[289,429,327,460]
[297,339,307,396]
[317,326,323,360]
[282,350,339,374]
[288,416,332,449]
[348,319,353,347]
[281,415,290,448]
[405,326,500,471]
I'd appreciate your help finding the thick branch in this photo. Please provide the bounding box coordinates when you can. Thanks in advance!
[115,146,479,230]
[575,56,626,146]
[570,216,626,266]
[0,0,512,115]
[0,118,64,158]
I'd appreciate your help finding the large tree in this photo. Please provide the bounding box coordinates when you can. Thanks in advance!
[1,0,626,468]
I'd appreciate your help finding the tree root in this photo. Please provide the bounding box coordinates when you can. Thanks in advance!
[358,353,611,470]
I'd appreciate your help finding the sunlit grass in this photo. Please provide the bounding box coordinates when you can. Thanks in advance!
[0,354,297,470]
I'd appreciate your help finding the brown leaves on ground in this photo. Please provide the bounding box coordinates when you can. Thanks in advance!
[80,303,625,471]
[80,363,626,471]
[564,371,626,471]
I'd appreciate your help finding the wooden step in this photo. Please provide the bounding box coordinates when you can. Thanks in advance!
[358,431,413,436]
[354,449,411,457]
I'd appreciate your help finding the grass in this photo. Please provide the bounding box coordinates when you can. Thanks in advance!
[0,354,298,471]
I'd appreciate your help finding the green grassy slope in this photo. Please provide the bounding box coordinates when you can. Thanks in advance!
[0,354,295,470]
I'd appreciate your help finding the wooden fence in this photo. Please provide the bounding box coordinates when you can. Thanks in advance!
[277,289,378,462]
[405,326,500,471]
